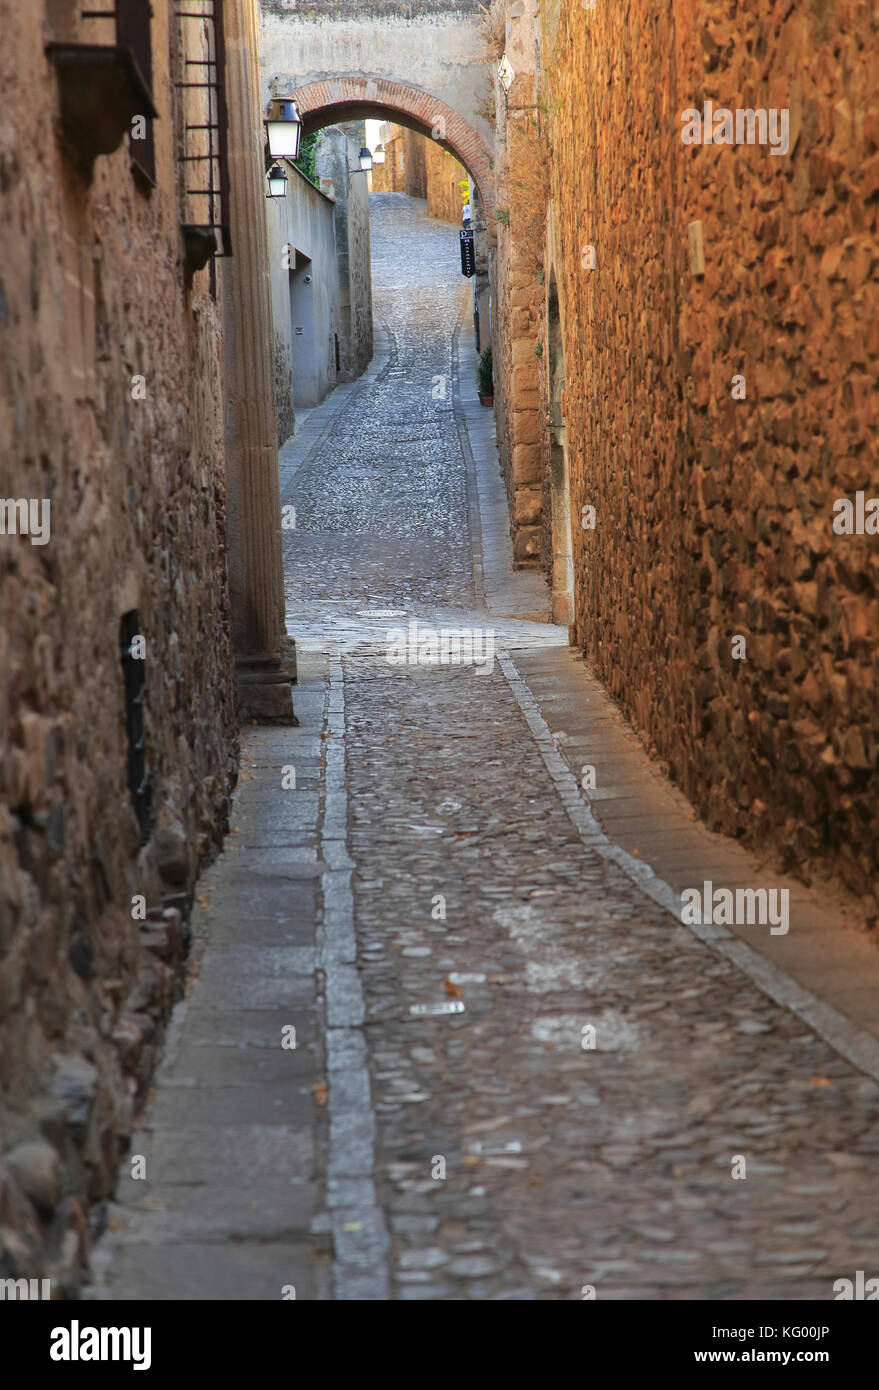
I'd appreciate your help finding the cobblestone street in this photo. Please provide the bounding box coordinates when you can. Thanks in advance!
[91,195,879,1303]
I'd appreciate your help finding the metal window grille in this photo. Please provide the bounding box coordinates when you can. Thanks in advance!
[175,0,232,285]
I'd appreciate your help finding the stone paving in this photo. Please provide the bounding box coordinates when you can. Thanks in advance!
[90,193,879,1302]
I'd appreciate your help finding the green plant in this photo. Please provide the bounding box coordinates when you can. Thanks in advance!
[534,342,543,358]
[295,131,320,188]
[477,1,506,63]
[477,346,493,396]
[496,208,510,225]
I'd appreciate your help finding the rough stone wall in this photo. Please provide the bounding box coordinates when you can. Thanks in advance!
[0,1,237,1287]
[273,332,296,445]
[371,125,428,199]
[371,123,466,225]
[371,132,406,194]
[406,128,429,199]
[540,0,878,901]
[490,0,545,563]
[424,139,468,224]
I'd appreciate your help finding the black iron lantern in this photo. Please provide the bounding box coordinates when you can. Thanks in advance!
[266,163,288,198]
[266,99,302,161]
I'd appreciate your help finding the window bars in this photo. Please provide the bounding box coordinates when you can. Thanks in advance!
[175,0,233,278]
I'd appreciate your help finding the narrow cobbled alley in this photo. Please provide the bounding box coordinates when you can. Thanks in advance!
[88,196,879,1304]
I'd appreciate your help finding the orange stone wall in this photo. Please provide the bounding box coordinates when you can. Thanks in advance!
[537,0,878,900]
[371,123,469,226]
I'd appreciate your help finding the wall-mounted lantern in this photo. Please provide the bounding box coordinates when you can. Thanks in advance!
[266,163,288,198]
[265,99,302,161]
[347,147,373,188]
[372,145,386,165]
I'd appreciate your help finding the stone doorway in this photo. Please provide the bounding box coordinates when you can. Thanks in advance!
[290,250,319,408]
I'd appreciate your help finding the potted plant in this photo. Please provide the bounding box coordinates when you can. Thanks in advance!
[477,346,494,406]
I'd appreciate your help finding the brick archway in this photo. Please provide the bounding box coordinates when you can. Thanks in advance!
[288,76,495,215]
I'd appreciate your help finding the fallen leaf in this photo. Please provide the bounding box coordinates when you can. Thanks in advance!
[312,1082,329,1107]
[810,1077,832,1087]
[444,979,463,997]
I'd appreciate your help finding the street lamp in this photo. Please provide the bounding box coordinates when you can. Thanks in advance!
[372,144,386,165]
[265,99,302,161]
[347,147,374,188]
[266,163,287,198]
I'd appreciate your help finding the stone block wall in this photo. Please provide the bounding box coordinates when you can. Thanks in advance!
[538,0,878,901]
[371,131,407,194]
[371,125,428,199]
[0,0,237,1288]
[371,123,468,225]
[425,139,470,224]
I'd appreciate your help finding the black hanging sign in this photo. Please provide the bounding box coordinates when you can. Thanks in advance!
[459,227,476,278]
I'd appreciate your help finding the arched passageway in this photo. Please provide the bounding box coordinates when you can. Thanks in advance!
[285,76,495,218]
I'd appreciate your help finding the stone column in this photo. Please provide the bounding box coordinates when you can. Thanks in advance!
[222,0,293,720]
